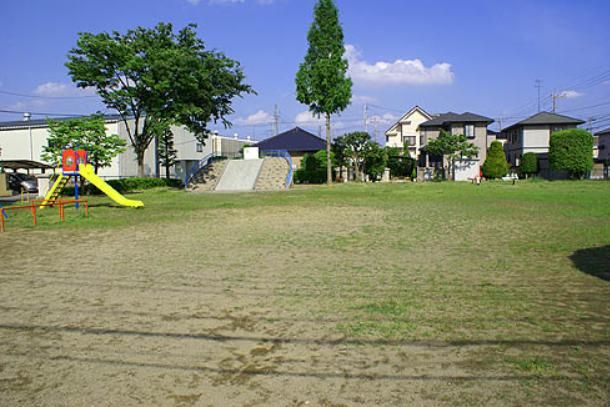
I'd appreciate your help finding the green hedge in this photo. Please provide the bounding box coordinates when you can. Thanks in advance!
[62,177,182,196]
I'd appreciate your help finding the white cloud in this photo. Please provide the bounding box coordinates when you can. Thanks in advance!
[295,110,324,125]
[559,90,584,99]
[352,95,377,105]
[33,82,95,97]
[237,110,273,125]
[8,99,47,111]
[369,113,399,126]
[345,44,454,86]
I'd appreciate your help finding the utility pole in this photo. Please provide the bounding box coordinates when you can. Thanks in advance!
[551,92,558,113]
[273,104,280,136]
[535,79,543,112]
[587,117,594,133]
[363,103,368,133]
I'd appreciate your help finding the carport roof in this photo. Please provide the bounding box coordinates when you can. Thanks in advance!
[0,160,54,170]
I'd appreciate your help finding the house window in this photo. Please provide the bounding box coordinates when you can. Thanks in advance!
[404,136,416,146]
[420,134,425,146]
[196,143,203,153]
[465,124,475,139]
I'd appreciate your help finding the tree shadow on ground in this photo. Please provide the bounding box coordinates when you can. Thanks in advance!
[570,245,610,282]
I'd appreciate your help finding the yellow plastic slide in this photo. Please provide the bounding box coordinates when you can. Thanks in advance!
[79,164,144,208]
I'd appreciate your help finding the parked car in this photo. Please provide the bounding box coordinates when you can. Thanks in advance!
[7,173,38,193]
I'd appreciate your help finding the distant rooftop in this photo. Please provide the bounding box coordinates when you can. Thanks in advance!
[254,127,325,152]
[419,112,494,128]
[502,111,585,132]
[0,114,123,130]
[594,127,610,136]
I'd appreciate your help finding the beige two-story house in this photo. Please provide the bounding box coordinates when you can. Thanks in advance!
[385,106,433,157]
[418,112,494,180]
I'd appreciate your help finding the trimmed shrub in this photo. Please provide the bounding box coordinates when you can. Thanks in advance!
[386,147,415,178]
[295,150,334,184]
[549,129,593,178]
[482,141,509,179]
[520,152,539,178]
[63,177,182,196]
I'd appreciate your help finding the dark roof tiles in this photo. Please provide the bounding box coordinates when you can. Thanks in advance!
[419,112,494,127]
[502,111,585,132]
[254,127,326,152]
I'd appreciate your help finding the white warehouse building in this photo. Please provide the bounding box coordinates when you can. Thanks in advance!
[0,114,252,181]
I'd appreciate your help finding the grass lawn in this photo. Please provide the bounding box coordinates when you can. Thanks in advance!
[0,181,609,406]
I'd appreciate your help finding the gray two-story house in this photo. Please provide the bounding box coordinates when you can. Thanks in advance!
[501,111,585,176]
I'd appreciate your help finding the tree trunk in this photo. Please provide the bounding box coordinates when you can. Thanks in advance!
[325,113,332,186]
[165,163,170,180]
[137,150,145,178]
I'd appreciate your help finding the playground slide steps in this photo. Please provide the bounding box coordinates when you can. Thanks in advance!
[41,175,69,207]
[254,157,290,191]
[214,159,264,192]
[188,160,228,192]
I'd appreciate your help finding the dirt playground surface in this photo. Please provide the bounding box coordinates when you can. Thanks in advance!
[0,203,608,406]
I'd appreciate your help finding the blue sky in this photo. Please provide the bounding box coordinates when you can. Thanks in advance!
[1,0,610,141]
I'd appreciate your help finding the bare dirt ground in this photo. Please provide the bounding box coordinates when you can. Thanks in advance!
[0,191,609,406]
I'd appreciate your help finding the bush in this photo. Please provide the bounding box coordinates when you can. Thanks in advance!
[549,129,593,178]
[520,152,539,178]
[482,141,508,179]
[295,150,334,184]
[386,147,415,178]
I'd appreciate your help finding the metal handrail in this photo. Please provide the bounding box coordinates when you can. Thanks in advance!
[184,153,214,189]
[261,149,293,190]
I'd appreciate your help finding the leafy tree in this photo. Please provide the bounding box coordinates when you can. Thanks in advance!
[426,130,479,180]
[332,134,349,181]
[296,0,352,185]
[549,129,593,178]
[342,132,371,181]
[362,142,387,181]
[66,23,254,176]
[158,128,178,179]
[482,141,508,179]
[296,150,335,184]
[42,114,127,174]
[520,152,539,179]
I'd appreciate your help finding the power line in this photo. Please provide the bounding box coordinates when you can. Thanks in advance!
[0,89,99,99]
[0,108,88,117]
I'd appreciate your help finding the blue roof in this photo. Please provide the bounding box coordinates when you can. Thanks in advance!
[255,127,326,152]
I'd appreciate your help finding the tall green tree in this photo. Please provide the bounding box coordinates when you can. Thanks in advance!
[296,0,352,185]
[549,129,593,178]
[66,23,254,176]
[157,129,178,180]
[482,141,509,179]
[426,130,479,180]
[42,114,127,174]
